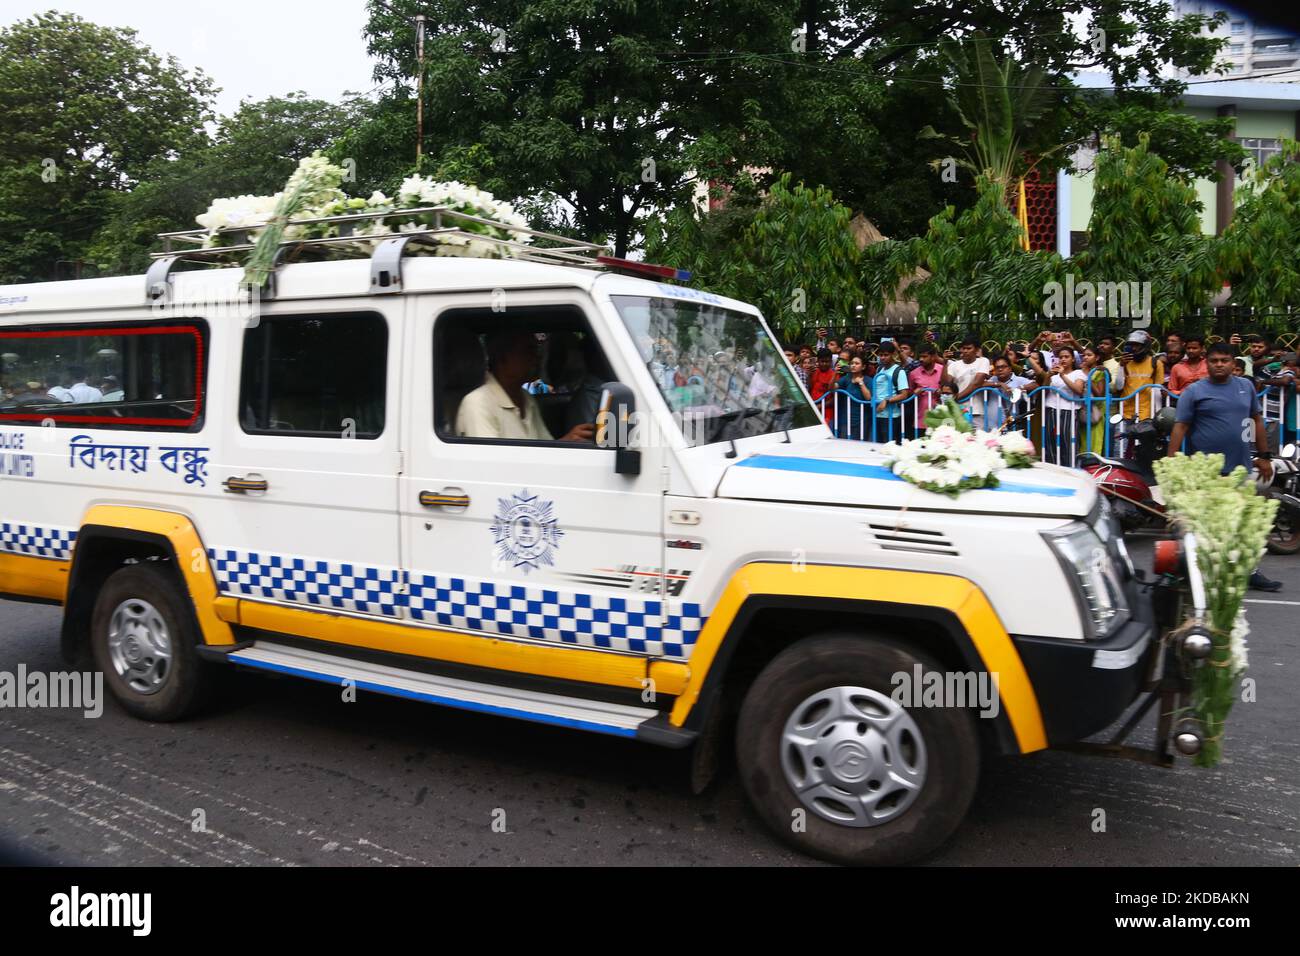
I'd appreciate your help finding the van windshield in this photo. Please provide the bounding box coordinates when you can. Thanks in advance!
[611,294,819,447]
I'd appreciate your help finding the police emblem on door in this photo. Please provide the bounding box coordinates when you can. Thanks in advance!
[490,490,563,573]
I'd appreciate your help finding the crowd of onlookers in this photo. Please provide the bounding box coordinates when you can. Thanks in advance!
[784,327,1300,466]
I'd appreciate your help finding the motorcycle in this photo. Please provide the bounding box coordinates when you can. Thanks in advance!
[1079,410,1174,532]
[1081,415,1300,548]
[1265,442,1300,555]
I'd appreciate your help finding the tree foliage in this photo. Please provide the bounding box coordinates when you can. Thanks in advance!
[646,174,862,339]
[90,93,370,275]
[1217,140,1300,309]
[362,0,800,255]
[0,11,215,282]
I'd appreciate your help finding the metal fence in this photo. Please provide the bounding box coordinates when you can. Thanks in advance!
[813,377,1298,467]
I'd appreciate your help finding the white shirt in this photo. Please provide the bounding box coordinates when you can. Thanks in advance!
[455,373,554,441]
[68,382,103,403]
[1046,369,1086,410]
[947,357,991,416]
[47,386,73,403]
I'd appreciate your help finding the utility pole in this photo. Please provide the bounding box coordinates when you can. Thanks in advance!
[415,14,427,165]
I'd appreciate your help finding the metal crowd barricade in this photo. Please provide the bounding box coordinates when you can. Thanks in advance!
[814,387,943,443]
[812,366,1300,464]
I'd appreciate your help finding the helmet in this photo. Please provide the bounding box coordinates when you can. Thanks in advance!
[1153,406,1177,436]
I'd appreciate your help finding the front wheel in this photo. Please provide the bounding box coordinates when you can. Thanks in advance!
[1266,490,1300,555]
[736,635,980,866]
[90,563,215,721]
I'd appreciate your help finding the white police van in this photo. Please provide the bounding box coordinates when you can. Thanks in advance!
[0,208,1194,865]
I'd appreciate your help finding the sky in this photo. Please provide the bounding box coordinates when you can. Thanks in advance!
[2,0,381,117]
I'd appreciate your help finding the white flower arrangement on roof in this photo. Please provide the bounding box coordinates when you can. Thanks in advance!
[884,398,1038,497]
[194,155,534,280]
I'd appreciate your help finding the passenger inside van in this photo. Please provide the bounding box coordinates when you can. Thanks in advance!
[455,328,595,443]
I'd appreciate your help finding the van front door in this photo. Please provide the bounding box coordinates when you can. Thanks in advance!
[399,292,695,690]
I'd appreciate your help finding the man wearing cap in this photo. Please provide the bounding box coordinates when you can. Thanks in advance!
[1167,341,1281,592]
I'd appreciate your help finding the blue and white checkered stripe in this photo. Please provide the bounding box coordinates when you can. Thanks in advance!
[407,574,704,660]
[207,548,404,618]
[207,545,705,660]
[0,522,77,560]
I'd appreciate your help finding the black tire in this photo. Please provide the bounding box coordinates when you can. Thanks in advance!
[736,634,981,866]
[1266,493,1300,555]
[90,563,214,721]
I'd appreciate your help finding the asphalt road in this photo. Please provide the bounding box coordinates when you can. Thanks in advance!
[0,547,1296,867]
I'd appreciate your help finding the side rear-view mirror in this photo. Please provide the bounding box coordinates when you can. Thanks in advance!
[1283,443,1297,460]
[596,382,641,476]
[1109,413,1124,425]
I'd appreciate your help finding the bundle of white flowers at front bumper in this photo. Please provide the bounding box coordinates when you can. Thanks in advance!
[194,153,534,287]
[883,397,1035,497]
[1152,453,1277,768]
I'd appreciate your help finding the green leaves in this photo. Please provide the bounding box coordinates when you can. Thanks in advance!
[1217,140,1300,309]
[646,174,862,340]
[0,11,214,282]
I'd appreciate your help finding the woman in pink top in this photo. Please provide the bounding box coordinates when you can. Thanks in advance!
[908,344,945,434]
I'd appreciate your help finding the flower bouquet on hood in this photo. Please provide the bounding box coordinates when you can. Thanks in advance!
[885,398,1039,496]
[886,423,1007,496]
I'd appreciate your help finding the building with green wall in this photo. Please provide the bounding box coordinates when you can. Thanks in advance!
[1060,72,1300,255]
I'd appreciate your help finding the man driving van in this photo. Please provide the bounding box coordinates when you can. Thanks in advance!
[455,328,595,442]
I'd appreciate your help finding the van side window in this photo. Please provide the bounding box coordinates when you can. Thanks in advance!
[239,312,387,439]
[434,307,613,446]
[0,321,207,431]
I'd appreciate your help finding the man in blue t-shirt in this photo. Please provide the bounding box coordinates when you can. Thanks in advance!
[871,341,912,443]
[1168,341,1280,591]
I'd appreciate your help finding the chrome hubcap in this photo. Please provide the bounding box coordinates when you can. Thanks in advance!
[780,685,927,827]
[106,598,172,695]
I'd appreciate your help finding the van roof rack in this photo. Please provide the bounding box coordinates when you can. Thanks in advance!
[146,205,611,302]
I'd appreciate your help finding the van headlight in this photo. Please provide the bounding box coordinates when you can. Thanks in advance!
[1042,523,1130,639]
[1092,496,1135,578]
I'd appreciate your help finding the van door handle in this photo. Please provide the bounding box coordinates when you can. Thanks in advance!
[419,489,470,508]
[224,474,269,494]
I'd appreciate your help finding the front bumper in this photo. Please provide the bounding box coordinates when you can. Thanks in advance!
[1011,584,1158,747]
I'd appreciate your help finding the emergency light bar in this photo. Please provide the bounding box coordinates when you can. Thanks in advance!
[595,256,692,282]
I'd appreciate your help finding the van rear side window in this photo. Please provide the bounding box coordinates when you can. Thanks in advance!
[0,321,206,430]
[239,312,387,439]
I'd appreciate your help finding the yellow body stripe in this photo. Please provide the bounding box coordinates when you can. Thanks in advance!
[0,553,70,603]
[668,564,1048,754]
[80,505,236,647]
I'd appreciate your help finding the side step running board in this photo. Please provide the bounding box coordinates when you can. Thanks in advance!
[227,642,672,741]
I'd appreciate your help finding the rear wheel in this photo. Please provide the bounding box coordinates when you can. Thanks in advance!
[90,563,214,721]
[736,634,981,866]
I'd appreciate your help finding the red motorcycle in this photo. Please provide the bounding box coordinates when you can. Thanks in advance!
[1079,411,1174,531]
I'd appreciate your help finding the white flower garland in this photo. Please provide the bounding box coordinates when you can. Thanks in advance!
[885,425,1035,497]
[196,155,532,259]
